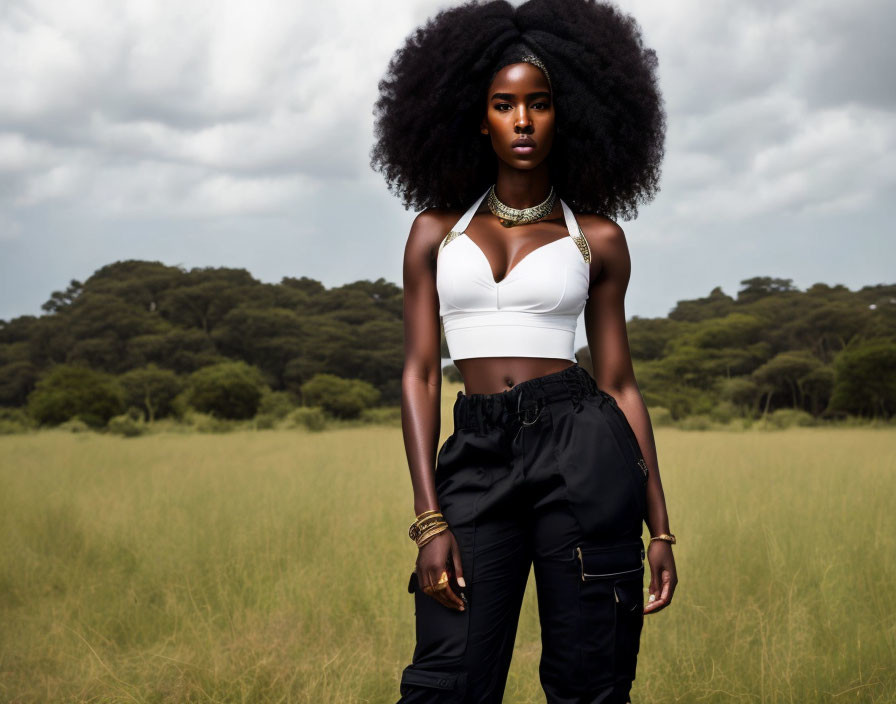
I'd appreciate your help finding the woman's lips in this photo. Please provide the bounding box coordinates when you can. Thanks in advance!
[511,145,535,154]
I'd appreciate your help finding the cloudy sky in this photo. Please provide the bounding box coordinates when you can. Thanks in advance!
[1,0,893,353]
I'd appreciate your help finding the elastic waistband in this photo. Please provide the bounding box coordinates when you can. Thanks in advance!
[452,363,601,431]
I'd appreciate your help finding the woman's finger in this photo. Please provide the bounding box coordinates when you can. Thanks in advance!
[644,569,675,614]
[450,540,466,590]
[431,566,464,611]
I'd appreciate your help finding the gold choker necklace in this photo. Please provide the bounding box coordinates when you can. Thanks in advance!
[486,184,556,228]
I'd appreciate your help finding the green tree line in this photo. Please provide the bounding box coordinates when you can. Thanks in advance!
[0,261,401,427]
[572,276,895,421]
[0,263,894,429]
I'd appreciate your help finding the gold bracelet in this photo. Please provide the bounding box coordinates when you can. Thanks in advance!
[417,520,448,537]
[412,512,444,526]
[649,533,676,545]
[408,512,445,541]
[408,515,445,542]
[415,513,444,526]
[416,523,449,547]
[416,521,448,544]
[415,509,442,521]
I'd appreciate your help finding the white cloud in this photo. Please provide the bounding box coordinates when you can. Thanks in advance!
[0,0,891,322]
[3,0,889,223]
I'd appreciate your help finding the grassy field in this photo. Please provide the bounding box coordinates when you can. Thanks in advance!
[1,384,894,703]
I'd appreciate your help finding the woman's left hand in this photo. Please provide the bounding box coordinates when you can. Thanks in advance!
[644,540,676,615]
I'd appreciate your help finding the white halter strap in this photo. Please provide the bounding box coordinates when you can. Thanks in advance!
[449,187,491,233]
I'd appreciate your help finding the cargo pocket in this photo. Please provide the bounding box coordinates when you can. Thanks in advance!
[405,568,471,672]
[398,665,467,702]
[574,539,645,691]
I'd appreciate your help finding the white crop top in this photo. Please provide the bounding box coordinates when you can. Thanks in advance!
[436,186,592,362]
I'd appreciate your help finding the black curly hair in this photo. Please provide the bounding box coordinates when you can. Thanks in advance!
[369,0,665,221]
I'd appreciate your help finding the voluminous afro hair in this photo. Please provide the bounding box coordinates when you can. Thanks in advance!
[369,0,666,221]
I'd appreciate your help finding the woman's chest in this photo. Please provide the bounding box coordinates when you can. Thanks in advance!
[437,234,590,314]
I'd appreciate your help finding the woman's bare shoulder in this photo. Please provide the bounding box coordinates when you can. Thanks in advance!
[407,207,465,256]
[575,213,630,284]
[575,212,626,247]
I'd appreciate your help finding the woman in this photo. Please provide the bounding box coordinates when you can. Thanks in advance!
[370,1,677,701]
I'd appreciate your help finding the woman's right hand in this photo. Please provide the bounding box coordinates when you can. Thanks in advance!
[416,529,466,611]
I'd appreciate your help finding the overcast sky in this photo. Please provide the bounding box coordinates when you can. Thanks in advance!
[1,0,893,353]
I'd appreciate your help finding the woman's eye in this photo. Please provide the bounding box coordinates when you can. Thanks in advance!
[495,102,549,111]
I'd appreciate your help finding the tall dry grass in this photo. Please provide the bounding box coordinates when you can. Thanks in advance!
[1,385,894,702]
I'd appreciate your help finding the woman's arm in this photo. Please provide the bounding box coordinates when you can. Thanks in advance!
[401,209,466,611]
[580,215,677,615]
[401,211,446,515]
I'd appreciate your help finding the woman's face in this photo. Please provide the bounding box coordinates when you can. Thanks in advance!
[481,61,555,169]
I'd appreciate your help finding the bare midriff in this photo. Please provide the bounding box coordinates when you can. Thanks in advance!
[454,356,575,395]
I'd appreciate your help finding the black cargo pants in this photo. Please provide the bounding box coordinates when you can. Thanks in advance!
[397,364,650,703]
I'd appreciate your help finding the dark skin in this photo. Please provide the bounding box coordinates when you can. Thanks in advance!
[401,62,677,615]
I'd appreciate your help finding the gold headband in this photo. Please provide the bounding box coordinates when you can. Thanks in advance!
[520,53,551,90]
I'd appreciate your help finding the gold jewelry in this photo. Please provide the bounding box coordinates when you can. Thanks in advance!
[415,509,441,520]
[409,512,445,542]
[411,515,444,532]
[649,533,676,545]
[520,54,551,89]
[416,520,449,541]
[421,572,450,593]
[486,183,556,228]
[416,523,449,547]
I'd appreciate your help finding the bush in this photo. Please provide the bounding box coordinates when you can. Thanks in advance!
[301,374,380,420]
[58,416,91,433]
[169,389,193,420]
[647,406,674,427]
[829,338,896,418]
[677,414,713,431]
[257,390,298,420]
[709,400,738,424]
[765,408,816,429]
[26,364,125,428]
[0,419,27,435]
[360,406,402,425]
[107,408,148,437]
[254,413,278,430]
[118,364,185,422]
[187,361,267,420]
[184,410,238,433]
[288,406,328,432]
[0,408,36,434]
